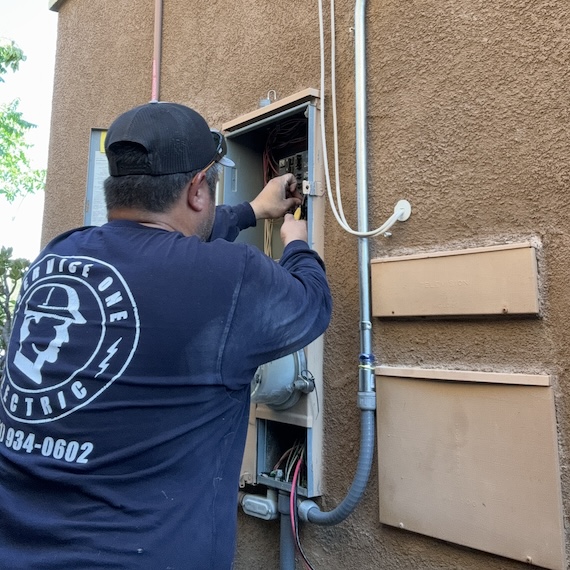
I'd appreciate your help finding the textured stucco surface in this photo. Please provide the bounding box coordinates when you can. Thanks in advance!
[45,1,570,568]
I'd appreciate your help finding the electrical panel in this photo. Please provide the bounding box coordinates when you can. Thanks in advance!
[220,89,325,497]
[278,151,309,221]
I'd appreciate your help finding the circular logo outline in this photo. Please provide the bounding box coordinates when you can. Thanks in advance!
[2,254,140,424]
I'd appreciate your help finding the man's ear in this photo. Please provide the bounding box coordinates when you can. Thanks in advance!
[187,172,207,212]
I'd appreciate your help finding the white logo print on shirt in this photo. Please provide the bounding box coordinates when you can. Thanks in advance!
[1,255,140,424]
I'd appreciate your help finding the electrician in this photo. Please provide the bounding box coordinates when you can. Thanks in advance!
[0,101,332,569]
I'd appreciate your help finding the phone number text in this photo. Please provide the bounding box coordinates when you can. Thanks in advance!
[0,421,93,464]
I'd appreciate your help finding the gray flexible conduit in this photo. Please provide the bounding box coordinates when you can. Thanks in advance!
[304,410,375,525]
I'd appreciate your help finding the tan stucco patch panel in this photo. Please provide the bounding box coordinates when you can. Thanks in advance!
[376,367,565,570]
[371,243,540,317]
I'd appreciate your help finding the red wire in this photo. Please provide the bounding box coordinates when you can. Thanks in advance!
[290,457,315,570]
[290,457,302,537]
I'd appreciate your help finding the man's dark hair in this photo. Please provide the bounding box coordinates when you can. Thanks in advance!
[104,142,219,213]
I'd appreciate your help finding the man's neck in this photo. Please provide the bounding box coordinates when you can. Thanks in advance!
[108,208,182,232]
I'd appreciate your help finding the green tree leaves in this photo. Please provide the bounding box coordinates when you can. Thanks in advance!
[0,98,46,201]
[0,40,37,370]
[0,39,46,202]
[0,39,25,80]
[0,246,29,373]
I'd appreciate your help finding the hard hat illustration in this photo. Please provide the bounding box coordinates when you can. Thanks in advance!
[25,284,87,324]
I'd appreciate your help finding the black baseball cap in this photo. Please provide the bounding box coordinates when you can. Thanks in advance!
[105,101,234,176]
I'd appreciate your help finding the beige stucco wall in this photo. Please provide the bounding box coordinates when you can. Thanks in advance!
[44,1,570,568]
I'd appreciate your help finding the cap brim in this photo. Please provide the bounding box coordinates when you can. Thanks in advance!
[219,156,235,168]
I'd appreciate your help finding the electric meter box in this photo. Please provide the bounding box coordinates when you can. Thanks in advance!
[220,89,325,497]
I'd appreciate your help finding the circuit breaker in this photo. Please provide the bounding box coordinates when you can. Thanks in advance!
[220,89,325,497]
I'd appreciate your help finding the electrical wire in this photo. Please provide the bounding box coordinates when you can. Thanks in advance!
[318,0,404,237]
[270,441,305,484]
[285,441,304,483]
[273,447,293,472]
[262,120,308,256]
[290,456,316,570]
[264,219,274,257]
[263,146,278,257]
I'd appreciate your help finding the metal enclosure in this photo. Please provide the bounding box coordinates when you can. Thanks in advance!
[220,89,325,498]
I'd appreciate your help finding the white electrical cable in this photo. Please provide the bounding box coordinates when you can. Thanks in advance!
[329,0,350,229]
[318,0,406,237]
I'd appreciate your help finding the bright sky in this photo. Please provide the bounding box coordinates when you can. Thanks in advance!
[0,0,58,260]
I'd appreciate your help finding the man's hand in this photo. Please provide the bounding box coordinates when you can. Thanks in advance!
[250,174,302,220]
[280,213,308,246]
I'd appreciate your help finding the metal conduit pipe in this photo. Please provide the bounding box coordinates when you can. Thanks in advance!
[278,493,296,570]
[151,0,163,101]
[299,0,376,526]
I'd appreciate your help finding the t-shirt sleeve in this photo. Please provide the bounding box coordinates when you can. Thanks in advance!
[208,203,257,242]
[219,240,332,387]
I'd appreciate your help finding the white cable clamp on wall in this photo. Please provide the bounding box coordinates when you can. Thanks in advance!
[380,199,412,237]
[394,200,412,222]
[374,199,412,238]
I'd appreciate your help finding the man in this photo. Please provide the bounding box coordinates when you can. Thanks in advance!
[0,101,332,568]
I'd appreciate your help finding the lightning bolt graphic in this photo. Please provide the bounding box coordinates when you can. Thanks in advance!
[95,338,122,378]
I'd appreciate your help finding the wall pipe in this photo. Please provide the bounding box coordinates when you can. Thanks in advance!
[298,0,376,526]
[278,492,296,569]
[151,0,163,101]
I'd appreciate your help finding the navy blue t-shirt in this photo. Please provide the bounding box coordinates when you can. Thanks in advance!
[0,203,331,569]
